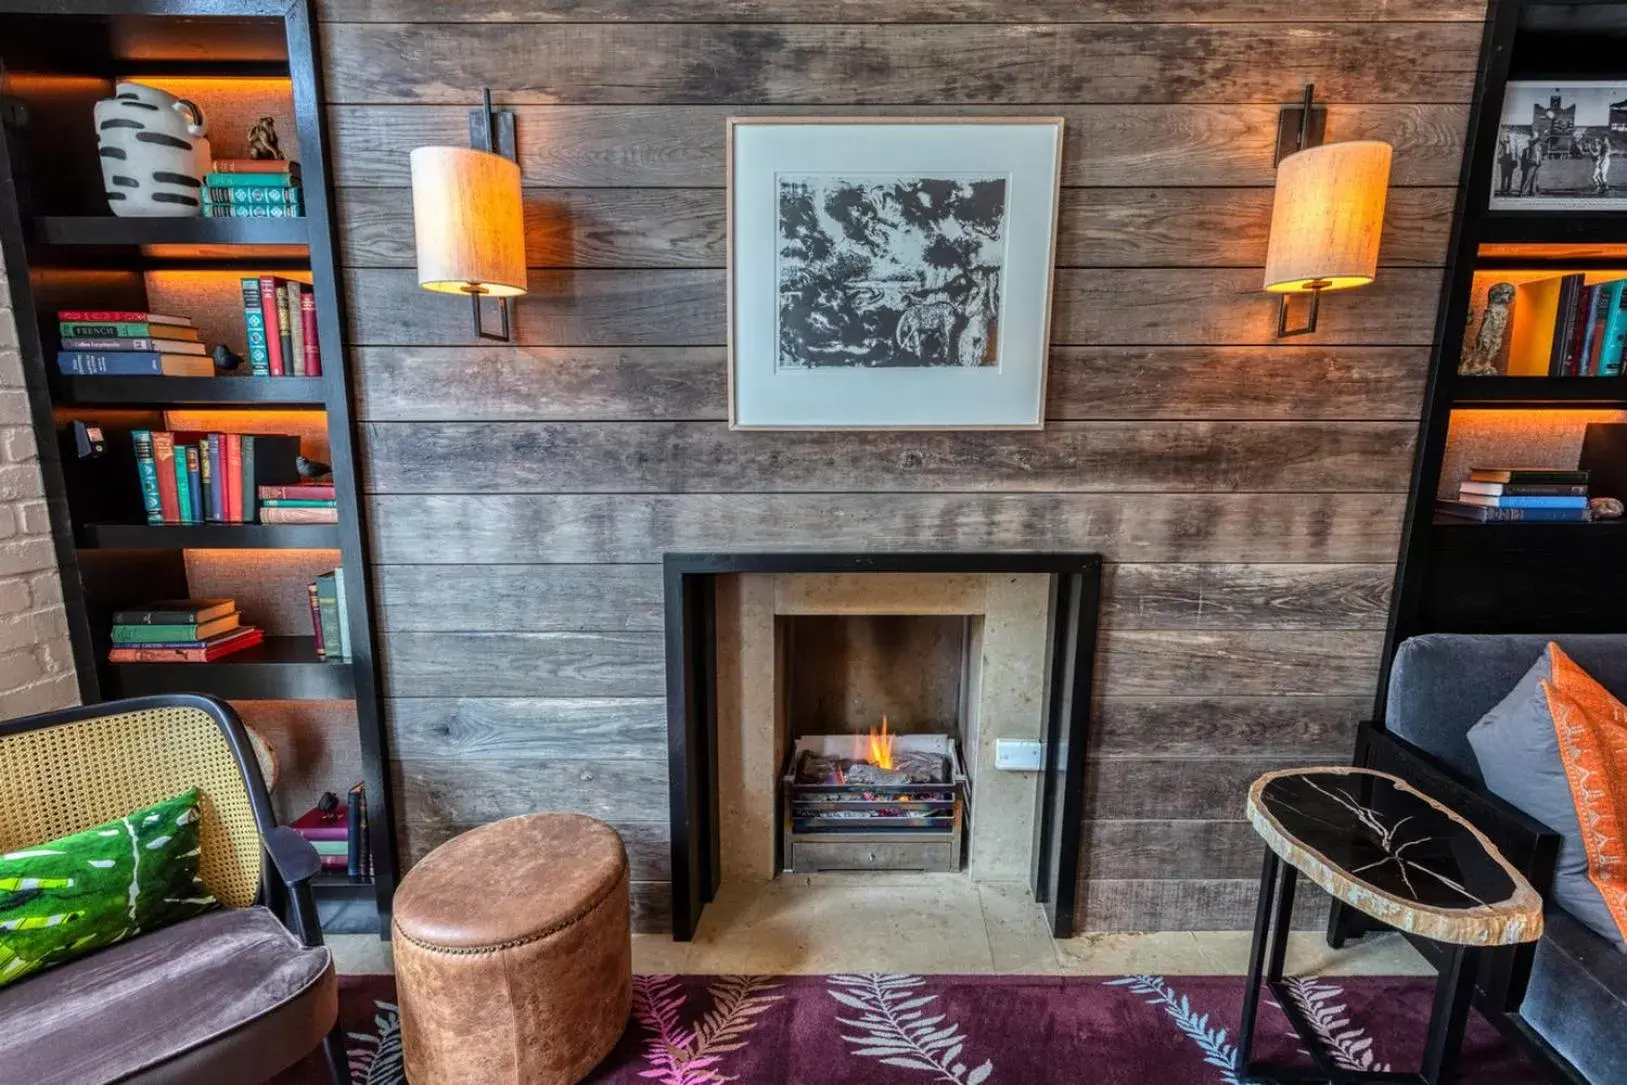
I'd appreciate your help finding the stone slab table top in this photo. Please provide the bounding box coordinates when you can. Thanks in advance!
[1246,766,1544,947]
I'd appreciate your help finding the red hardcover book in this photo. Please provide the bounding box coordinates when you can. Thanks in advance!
[56,310,192,326]
[306,581,325,660]
[106,626,262,663]
[224,434,244,522]
[210,159,301,176]
[299,290,321,377]
[258,276,285,376]
[291,800,348,842]
[150,432,180,522]
[260,484,336,500]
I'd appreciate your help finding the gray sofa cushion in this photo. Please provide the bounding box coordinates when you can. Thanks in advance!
[1467,645,1626,948]
[1521,908,1627,1085]
[0,904,332,1085]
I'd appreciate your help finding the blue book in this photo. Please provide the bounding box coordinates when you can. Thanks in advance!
[56,350,213,377]
[1437,500,1591,523]
[207,435,226,522]
[185,446,203,524]
[1598,281,1627,377]
[1458,495,1589,509]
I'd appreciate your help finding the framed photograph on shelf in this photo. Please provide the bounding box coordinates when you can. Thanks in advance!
[727,117,1063,430]
[1491,81,1627,211]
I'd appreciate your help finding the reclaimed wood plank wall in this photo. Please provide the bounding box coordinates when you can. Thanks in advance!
[314,0,1486,931]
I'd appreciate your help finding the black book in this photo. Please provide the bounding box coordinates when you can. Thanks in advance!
[1551,274,1586,376]
[1468,468,1591,484]
[346,782,366,879]
[111,598,236,625]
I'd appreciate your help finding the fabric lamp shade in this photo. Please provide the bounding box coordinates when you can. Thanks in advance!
[1263,140,1392,294]
[409,146,526,298]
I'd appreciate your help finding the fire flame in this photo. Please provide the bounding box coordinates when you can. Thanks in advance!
[867,714,895,771]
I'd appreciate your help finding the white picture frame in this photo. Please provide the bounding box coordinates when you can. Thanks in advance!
[1491,81,1627,211]
[727,117,1064,430]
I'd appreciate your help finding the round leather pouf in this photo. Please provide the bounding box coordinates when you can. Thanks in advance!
[391,813,632,1085]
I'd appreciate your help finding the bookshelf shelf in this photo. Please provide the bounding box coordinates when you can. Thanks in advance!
[57,376,327,407]
[1450,376,1627,407]
[311,875,375,900]
[101,635,353,700]
[1479,213,1627,247]
[33,215,309,247]
[80,522,341,549]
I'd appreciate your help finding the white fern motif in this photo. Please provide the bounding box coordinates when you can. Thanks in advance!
[632,973,782,1084]
[1106,975,1239,1085]
[827,973,993,1084]
[346,1000,404,1085]
[1279,979,1390,1073]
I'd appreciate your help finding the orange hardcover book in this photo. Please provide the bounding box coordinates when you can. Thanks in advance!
[106,626,262,663]
[225,434,243,522]
[150,432,179,522]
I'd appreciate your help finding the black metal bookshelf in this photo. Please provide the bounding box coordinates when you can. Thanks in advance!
[0,0,395,933]
[1383,0,1627,710]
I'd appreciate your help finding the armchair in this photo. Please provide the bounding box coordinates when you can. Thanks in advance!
[0,693,347,1085]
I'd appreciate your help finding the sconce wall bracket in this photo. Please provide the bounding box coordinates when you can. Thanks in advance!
[469,87,517,341]
[1276,280,1329,338]
[1275,83,1327,165]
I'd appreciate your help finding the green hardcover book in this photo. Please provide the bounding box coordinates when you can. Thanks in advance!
[203,185,301,204]
[240,277,270,376]
[132,430,162,525]
[315,573,343,662]
[308,839,348,857]
[111,614,240,644]
[201,203,303,219]
[203,172,303,188]
[173,447,193,524]
[59,321,199,340]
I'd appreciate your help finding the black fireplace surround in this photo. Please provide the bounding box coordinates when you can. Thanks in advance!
[663,552,1103,941]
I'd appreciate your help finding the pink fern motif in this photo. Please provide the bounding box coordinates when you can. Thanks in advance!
[632,975,782,1084]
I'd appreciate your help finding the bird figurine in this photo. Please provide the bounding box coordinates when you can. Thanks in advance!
[212,345,244,372]
[296,455,332,480]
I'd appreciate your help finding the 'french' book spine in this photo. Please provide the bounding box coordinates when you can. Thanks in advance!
[241,277,270,376]
[132,431,163,525]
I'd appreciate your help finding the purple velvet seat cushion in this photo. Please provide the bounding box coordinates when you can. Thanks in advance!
[0,905,332,1085]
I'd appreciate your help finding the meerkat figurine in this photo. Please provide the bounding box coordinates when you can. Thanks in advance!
[1460,281,1515,376]
[247,116,285,160]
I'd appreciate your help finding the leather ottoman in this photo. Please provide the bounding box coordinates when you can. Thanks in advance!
[391,813,632,1084]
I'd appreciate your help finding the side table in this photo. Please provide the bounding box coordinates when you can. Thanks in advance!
[1238,767,1544,1085]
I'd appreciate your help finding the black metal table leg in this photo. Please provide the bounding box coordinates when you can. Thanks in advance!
[1236,847,1280,1077]
[1420,944,1478,1084]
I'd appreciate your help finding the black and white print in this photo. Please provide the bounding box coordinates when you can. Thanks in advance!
[1492,82,1627,211]
[776,175,1008,369]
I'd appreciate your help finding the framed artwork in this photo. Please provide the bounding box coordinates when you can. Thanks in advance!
[727,117,1064,430]
[1491,81,1627,211]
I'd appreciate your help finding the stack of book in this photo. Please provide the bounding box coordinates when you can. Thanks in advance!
[307,567,352,662]
[240,275,321,377]
[1436,467,1592,523]
[107,599,262,663]
[55,309,213,377]
[132,431,300,524]
[290,785,370,878]
[1503,275,1627,377]
[259,482,337,524]
[204,159,303,218]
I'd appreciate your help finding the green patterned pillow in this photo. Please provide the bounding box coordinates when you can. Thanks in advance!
[0,788,220,988]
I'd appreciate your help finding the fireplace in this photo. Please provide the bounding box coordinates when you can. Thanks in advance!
[664,553,1102,941]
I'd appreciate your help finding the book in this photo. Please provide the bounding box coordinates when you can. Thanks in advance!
[335,565,351,661]
[151,432,179,522]
[59,322,199,340]
[1435,499,1592,523]
[1507,276,1570,376]
[173,446,194,524]
[259,277,285,376]
[132,431,162,525]
[203,186,303,207]
[1554,274,1586,376]
[1455,493,1589,509]
[346,783,366,879]
[1458,481,1588,497]
[209,159,301,177]
[274,284,294,373]
[57,309,191,326]
[291,799,348,842]
[258,498,337,508]
[240,277,270,377]
[1468,468,1591,484]
[110,599,237,625]
[111,614,241,644]
[259,483,335,500]
[1578,284,1605,376]
[56,351,214,377]
[204,172,303,189]
[1601,281,1627,377]
[1579,422,1627,503]
[316,572,343,662]
[309,839,349,857]
[260,506,339,524]
[225,435,243,522]
[307,581,325,660]
[299,290,321,376]
[201,203,304,219]
[60,337,207,355]
[185,446,203,524]
[319,855,350,874]
[287,281,305,376]
[107,626,262,663]
[206,434,226,522]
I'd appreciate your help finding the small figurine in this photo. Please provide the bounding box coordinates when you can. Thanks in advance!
[212,345,244,372]
[1591,496,1623,520]
[296,455,332,480]
[247,115,285,160]
[1459,282,1515,376]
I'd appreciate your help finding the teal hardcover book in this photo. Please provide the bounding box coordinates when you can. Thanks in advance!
[132,430,162,525]
[1598,281,1627,377]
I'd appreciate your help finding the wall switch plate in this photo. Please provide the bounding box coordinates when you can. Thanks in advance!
[995,739,1043,771]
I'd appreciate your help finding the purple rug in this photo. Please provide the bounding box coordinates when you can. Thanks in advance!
[278,972,1544,1084]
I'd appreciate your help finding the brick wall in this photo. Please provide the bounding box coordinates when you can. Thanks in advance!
[0,249,76,718]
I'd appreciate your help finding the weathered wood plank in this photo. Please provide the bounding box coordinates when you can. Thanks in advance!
[322,24,1478,105]
[380,631,665,696]
[328,104,1469,188]
[1077,878,1329,931]
[361,421,1414,495]
[1092,696,1366,758]
[1103,563,1392,630]
[392,756,670,824]
[351,345,1428,423]
[385,697,666,759]
[397,812,670,880]
[631,883,671,933]
[366,493,1407,564]
[337,186,1453,270]
[1085,756,1318,820]
[1082,820,1266,881]
[344,268,1445,347]
[1098,630,1385,696]
[376,564,664,631]
[316,0,1488,24]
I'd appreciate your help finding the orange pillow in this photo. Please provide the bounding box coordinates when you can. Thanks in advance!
[1540,644,1627,940]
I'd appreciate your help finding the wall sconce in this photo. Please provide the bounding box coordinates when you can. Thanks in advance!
[1263,84,1392,338]
[409,89,525,341]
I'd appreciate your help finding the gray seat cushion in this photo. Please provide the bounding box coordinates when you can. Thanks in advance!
[1521,908,1627,1085]
[0,905,333,1085]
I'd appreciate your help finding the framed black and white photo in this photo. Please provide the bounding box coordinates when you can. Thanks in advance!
[1491,81,1627,211]
[727,118,1063,429]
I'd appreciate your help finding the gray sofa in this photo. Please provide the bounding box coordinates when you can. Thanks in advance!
[1383,633,1627,1085]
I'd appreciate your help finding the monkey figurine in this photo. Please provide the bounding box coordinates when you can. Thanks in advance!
[247,116,285,160]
